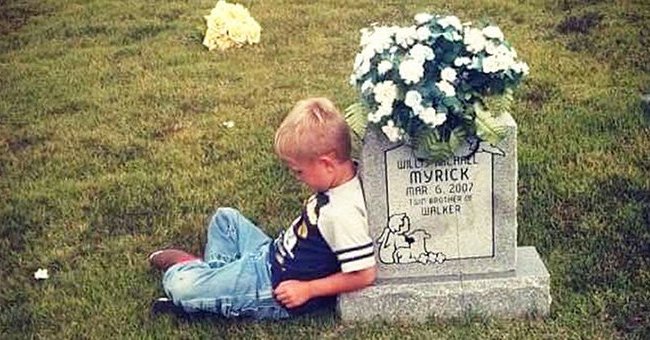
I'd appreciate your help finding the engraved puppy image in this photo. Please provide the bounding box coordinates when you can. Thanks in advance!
[377,213,446,265]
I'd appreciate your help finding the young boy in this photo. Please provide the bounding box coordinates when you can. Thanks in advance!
[149,97,376,319]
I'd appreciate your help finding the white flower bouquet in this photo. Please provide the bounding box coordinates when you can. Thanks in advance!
[346,13,529,161]
[203,1,261,51]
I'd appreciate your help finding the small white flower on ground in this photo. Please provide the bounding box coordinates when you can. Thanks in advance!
[377,60,393,75]
[381,120,403,142]
[482,25,505,41]
[440,67,458,83]
[438,16,463,31]
[464,27,486,53]
[409,44,435,62]
[399,58,425,84]
[222,120,235,128]
[34,268,49,280]
[373,80,398,105]
[416,26,432,41]
[437,81,456,97]
[414,13,434,25]
[454,56,472,67]
[395,26,418,48]
[404,90,423,109]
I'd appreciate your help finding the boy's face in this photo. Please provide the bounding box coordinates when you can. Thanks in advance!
[284,157,333,193]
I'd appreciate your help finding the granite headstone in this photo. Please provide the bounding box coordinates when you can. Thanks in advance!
[339,113,551,321]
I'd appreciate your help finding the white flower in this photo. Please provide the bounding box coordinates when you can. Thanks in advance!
[512,61,530,75]
[222,120,235,128]
[203,1,261,51]
[359,27,372,47]
[482,55,502,73]
[349,73,357,85]
[414,13,434,25]
[464,28,486,53]
[432,113,447,127]
[368,103,393,123]
[482,25,504,40]
[482,52,516,73]
[368,112,381,123]
[353,53,365,70]
[377,60,393,75]
[399,58,425,84]
[376,103,392,118]
[416,26,431,41]
[404,90,423,108]
[356,59,371,78]
[451,31,463,41]
[395,26,417,48]
[34,268,49,280]
[454,56,472,66]
[440,67,457,83]
[485,41,511,56]
[438,16,463,31]
[361,80,374,93]
[418,107,447,127]
[409,44,435,62]
[437,81,456,97]
[373,80,398,105]
[520,62,530,75]
[362,26,395,55]
[381,120,403,142]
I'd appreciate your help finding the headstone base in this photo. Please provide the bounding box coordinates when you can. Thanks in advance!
[338,247,551,322]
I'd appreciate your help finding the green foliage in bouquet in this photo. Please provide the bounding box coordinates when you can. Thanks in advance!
[346,13,528,161]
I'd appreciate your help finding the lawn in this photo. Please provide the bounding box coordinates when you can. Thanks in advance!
[1,0,649,338]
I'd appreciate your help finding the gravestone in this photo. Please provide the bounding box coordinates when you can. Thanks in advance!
[339,113,551,321]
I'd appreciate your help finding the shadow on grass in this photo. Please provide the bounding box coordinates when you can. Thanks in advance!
[150,303,338,333]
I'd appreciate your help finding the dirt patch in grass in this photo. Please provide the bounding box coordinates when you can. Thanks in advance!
[557,11,603,34]
[0,1,54,35]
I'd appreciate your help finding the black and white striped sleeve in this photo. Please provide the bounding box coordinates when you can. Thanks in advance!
[319,206,376,273]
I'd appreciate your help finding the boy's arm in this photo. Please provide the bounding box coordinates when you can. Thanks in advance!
[274,266,376,309]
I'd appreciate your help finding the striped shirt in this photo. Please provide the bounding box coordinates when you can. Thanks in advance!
[270,175,375,315]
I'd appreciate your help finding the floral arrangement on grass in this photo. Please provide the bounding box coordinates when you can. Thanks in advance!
[203,0,261,51]
[346,13,529,161]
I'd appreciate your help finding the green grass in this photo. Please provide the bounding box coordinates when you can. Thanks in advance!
[1,0,649,338]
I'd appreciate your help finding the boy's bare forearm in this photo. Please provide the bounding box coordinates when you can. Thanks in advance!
[307,266,377,298]
[274,266,377,308]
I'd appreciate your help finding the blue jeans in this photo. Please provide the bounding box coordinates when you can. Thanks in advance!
[162,207,290,320]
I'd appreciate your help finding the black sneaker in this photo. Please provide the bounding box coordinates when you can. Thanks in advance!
[150,297,187,317]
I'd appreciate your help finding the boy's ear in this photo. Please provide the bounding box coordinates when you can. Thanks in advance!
[317,153,338,171]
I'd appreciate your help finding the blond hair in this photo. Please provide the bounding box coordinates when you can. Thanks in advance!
[274,97,351,162]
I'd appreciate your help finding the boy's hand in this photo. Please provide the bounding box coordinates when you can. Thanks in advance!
[273,280,312,308]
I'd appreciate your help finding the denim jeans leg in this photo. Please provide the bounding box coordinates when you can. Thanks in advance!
[204,207,272,267]
[163,244,289,319]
